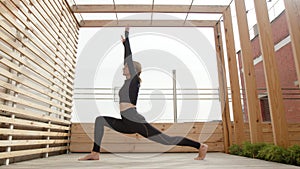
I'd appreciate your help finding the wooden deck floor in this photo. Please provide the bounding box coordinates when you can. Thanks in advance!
[1,153,298,169]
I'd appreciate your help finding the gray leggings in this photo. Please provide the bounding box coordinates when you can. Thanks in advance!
[92,108,200,152]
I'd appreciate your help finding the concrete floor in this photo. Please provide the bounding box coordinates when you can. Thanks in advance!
[1,153,299,169]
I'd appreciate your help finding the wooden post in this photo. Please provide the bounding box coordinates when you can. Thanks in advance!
[234,0,263,143]
[223,7,245,145]
[284,0,300,87]
[214,22,232,153]
[253,0,289,148]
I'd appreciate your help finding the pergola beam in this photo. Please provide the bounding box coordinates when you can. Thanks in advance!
[72,5,227,14]
[79,20,218,27]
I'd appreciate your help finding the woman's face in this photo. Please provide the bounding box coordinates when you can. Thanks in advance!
[122,64,130,77]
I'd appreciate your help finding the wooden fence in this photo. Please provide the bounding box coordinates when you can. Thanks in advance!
[0,0,78,165]
[70,122,300,153]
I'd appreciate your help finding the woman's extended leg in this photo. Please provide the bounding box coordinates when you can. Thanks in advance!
[78,116,134,160]
[129,121,208,160]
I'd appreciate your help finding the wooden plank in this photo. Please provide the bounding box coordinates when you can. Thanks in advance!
[284,0,300,88]
[0,128,69,137]
[222,7,245,145]
[0,104,71,125]
[234,0,263,143]
[72,5,227,14]
[0,116,70,131]
[0,139,69,147]
[253,0,289,148]
[80,20,218,27]
[214,22,232,153]
[0,92,71,119]
[0,146,68,159]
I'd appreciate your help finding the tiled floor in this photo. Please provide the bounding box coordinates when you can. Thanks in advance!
[1,153,299,169]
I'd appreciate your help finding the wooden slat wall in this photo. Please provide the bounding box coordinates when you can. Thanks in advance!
[0,0,78,165]
[70,122,300,153]
[232,123,300,146]
[70,122,224,153]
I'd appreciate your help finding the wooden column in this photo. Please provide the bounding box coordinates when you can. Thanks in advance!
[284,0,300,87]
[214,22,232,153]
[223,7,245,145]
[234,0,263,143]
[253,0,289,148]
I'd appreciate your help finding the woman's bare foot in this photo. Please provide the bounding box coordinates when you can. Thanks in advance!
[194,144,208,160]
[78,152,100,161]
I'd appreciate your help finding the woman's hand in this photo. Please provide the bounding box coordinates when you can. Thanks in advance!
[125,26,130,32]
[121,35,125,42]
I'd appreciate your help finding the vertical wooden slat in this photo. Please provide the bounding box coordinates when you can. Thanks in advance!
[214,22,232,153]
[234,0,263,143]
[253,0,289,148]
[284,0,300,87]
[223,7,245,145]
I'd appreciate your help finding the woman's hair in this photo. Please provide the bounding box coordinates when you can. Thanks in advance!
[133,61,142,83]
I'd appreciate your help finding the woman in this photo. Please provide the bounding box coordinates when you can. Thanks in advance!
[79,27,208,161]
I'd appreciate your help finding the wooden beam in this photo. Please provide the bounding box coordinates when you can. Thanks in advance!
[253,0,289,148]
[214,22,232,153]
[284,0,300,88]
[72,5,227,13]
[222,7,245,145]
[234,0,263,143]
[79,20,217,27]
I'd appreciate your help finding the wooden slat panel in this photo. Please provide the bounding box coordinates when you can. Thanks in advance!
[80,20,218,27]
[0,66,71,107]
[0,146,68,159]
[71,122,223,134]
[69,122,224,153]
[253,0,289,148]
[0,116,69,130]
[0,139,69,147]
[234,0,263,143]
[0,80,71,113]
[4,0,75,81]
[71,133,223,144]
[58,0,79,39]
[70,142,223,153]
[0,55,72,104]
[0,128,69,137]
[47,0,78,50]
[72,5,227,14]
[30,1,77,73]
[36,0,77,58]
[0,92,71,118]
[0,21,73,100]
[0,104,71,125]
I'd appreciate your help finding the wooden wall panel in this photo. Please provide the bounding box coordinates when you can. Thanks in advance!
[70,122,225,153]
[0,0,78,165]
